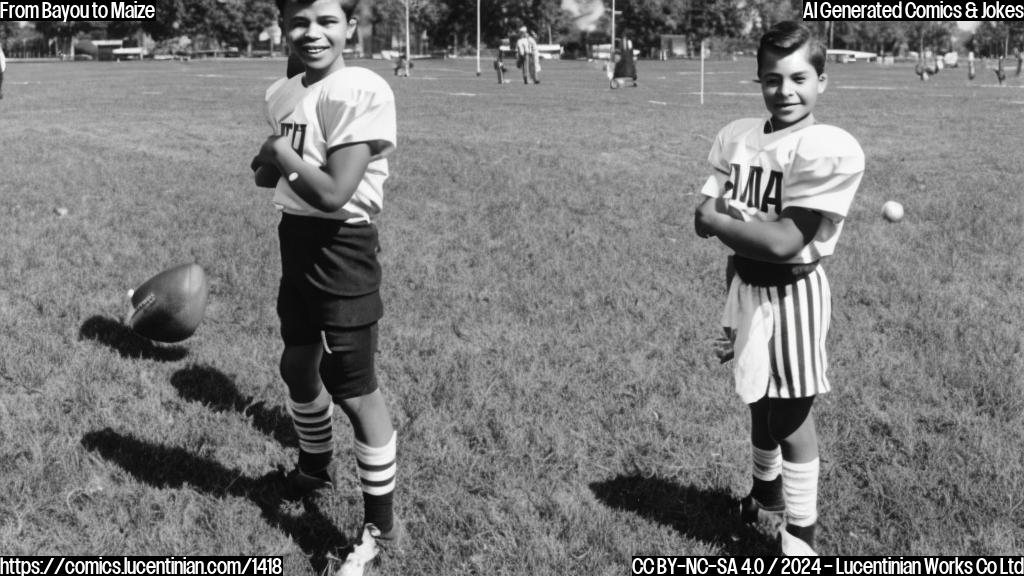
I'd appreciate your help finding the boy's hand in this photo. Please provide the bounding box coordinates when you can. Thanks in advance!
[253,163,281,188]
[712,328,735,363]
[695,197,726,238]
[255,134,290,170]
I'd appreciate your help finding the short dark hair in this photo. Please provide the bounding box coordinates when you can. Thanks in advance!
[275,0,359,16]
[757,21,826,77]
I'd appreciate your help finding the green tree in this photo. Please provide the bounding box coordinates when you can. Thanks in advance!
[903,21,956,55]
[967,21,1024,58]
[373,0,445,52]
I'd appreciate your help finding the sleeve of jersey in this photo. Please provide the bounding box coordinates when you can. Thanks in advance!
[319,74,397,161]
[784,127,865,222]
[700,124,734,199]
[263,77,291,132]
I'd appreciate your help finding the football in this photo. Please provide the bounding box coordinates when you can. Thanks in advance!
[882,200,905,223]
[126,263,209,343]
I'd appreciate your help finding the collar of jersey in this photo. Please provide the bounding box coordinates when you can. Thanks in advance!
[763,113,816,136]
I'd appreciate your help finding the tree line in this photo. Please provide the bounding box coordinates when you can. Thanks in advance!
[3,0,1022,59]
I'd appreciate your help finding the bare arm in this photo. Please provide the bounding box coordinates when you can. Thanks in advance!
[695,196,822,262]
[254,135,372,213]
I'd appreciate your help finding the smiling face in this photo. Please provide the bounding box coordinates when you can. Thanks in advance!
[281,0,354,83]
[758,44,827,131]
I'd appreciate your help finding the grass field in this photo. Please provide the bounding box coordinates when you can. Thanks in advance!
[0,55,1022,574]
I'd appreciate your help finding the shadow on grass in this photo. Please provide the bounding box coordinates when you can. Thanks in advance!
[589,475,778,556]
[82,428,345,572]
[170,364,296,448]
[79,315,189,362]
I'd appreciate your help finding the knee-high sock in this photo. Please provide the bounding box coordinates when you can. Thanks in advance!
[355,431,397,533]
[753,445,782,481]
[782,458,819,528]
[287,387,334,474]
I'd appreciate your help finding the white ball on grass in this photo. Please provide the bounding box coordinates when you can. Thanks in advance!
[882,201,904,223]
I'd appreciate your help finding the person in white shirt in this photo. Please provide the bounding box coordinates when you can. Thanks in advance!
[694,21,864,557]
[251,0,403,571]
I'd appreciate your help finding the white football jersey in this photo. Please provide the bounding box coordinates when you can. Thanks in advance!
[264,66,397,223]
[700,117,864,264]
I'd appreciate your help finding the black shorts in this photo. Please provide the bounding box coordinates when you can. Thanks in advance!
[318,323,379,400]
[277,213,383,344]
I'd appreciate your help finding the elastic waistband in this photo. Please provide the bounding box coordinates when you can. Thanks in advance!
[280,212,373,230]
[733,255,819,287]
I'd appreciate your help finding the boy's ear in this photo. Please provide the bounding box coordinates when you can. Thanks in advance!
[346,19,357,40]
[817,73,828,93]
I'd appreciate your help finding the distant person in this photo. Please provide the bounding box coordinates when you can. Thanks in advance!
[493,50,508,84]
[967,51,976,80]
[610,37,638,88]
[516,26,538,84]
[1015,47,1022,77]
[393,53,412,77]
[995,56,1006,86]
[694,21,864,557]
[252,0,402,573]
[915,55,939,81]
[0,42,6,99]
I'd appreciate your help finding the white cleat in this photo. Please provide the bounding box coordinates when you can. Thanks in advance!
[780,525,818,557]
[335,525,380,576]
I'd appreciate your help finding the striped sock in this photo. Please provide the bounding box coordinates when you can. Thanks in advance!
[752,445,784,508]
[753,445,782,480]
[782,458,819,544]
[287,387,334,476]
[355,431,397,534]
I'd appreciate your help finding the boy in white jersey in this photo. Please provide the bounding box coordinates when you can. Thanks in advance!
[694,21,864,556]
[251,0,401,572]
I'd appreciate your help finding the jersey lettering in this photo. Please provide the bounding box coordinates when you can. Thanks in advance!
[760,170,782,215]
[727,163,783,216]
[280,122,307,157]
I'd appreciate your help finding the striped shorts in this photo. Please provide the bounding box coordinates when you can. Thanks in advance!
[722,266,832,400]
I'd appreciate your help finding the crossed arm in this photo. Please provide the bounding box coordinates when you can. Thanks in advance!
[694,196,823,262]
[251,135,372,213]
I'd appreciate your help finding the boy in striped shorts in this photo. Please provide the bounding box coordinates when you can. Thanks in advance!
[694,21,864,556]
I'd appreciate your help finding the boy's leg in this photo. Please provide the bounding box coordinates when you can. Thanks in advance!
[321,324,399,539]
[768,396,819,552]
[280,344,336,485]
[743,396,784,522]
[344,393,397,536]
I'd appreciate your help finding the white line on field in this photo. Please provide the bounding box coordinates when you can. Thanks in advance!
[449,92,476,97]
[683,91,760,97]
[403,67,468,74]
[195,74,254,79]
[835,85,900,90]
[648,100,667,105]
[676,71,745,76]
